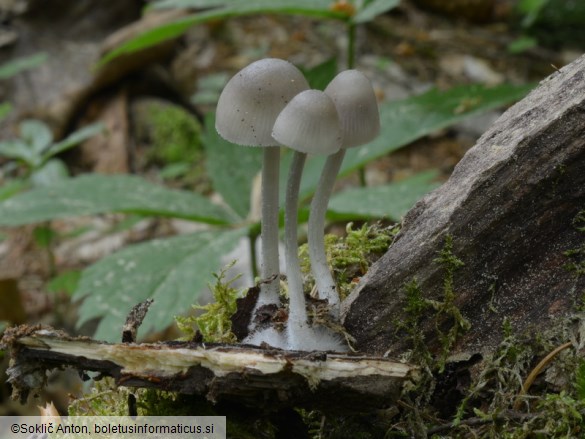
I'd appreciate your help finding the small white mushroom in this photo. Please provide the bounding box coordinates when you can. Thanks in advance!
[216,59,309,309]
[308,70,380,317]
[272,90,342,350]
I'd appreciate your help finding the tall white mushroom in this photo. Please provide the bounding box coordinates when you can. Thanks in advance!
[215,59,309,310]
[272,90,342,350]
[308,70,380,317]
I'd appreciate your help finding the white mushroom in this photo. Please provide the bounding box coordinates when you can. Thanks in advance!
[272,90,342,350]
[308,70,380,317]
[216,58,309,309]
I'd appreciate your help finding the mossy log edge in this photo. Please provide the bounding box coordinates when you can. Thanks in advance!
[1,325,418,413]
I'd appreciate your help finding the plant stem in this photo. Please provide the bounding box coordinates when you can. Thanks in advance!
[285,151,308,339]
[247,227,259,280]
[346,22,367,187]
[260,146,281,305]
[308,148,346,316]
[347,22,356,69]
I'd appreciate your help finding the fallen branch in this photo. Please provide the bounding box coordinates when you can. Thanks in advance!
[1,325,418,414]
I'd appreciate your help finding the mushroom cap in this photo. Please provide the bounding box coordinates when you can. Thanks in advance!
[272,90,342,155]
[216,58,310,146]
[324,70,380,148]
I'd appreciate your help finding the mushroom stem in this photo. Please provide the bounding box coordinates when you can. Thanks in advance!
[285,150,309,340]
[260,146,281,305]
[307,148,346,317]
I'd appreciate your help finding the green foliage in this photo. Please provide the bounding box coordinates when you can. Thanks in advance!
[300,58,337,91]
[507,35,538,54]
[47,270,82,296]
[0,174,234,226]
[0,102,12,121]
[191,72,229,106]
[516,0,585,47]
[328,170,440,221]
[0,52,48,79]
[353,0,400,24]
[0,119,103,187]
[0,89,531,220]
[201,113,263,219]
[74,228,246,341]
[517,0,550,27]
[176,261,242,343]
[99,0,404,67]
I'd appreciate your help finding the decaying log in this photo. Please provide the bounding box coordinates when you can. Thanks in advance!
[342,55,585,356]
[1,326,418,414]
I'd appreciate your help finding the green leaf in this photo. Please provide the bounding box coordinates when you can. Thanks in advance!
[518,0,550,27]
[43,122,105,161]
[328,170,440,220]
[507,36,538,54]
[159,162,191,180]
[74,228,246,341]
[202,113,263,219]
[47,270,82,296]
[20,119,53,164]
[149,0,226,9]
[302,58,337,91]
[0,140,33,164]
[0,102,12,121]
[296,83,534,200]
[99,1,346,66]
[0,174,235,226]
[33,224,57,248]
[29,159,70,187]
[353,0,400,24]
[191,72,229,106]
[0,179,29,201]
[0,52,48,79]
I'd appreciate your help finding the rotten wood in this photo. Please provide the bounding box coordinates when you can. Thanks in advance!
[122,299,154,343]
[342,54,585,357]
[1,326,418,414]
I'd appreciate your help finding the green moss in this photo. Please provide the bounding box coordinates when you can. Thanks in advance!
[175,261,242,343]
[430,235,470,370]
[397,235,470,372]
[138,102,209,189]
[146,104,202,165]
[68,378,137,416]
[299,222,398,300]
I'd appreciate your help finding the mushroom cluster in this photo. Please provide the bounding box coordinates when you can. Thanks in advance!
[216,58,380,351]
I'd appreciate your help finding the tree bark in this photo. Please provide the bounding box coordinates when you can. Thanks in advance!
[1,326,417,414]
[342,55,585,357]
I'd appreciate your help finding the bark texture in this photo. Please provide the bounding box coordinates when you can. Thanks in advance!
[1,326,417,414]
[342,55,585,356]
